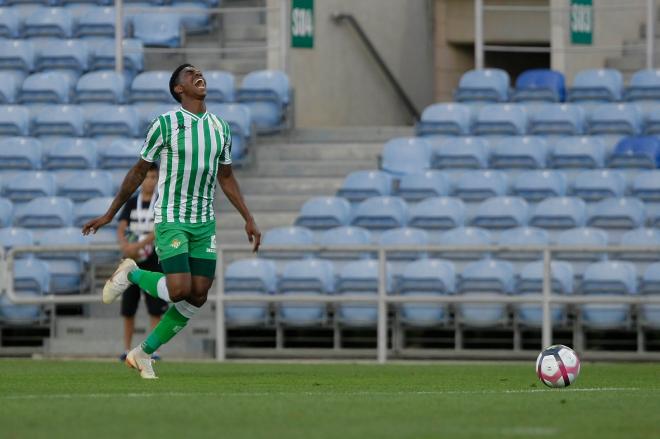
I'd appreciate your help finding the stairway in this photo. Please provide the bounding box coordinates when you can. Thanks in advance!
[606,17,660,78]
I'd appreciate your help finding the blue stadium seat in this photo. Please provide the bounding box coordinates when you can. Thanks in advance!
[581,261,637,329]
[620,228,660,261]
[381,137,431,176]
[0,39,36,72]
[378,227,429,261]
[631,171,660,201]
[0,198,13,227]
[432,137,489,169]
[24,7,74,38]
[76,6,128,38]
[471,196,528,230]
[528,104,585,135]
[0,71,25,104]
[453,170,508,202]
[516,260,573,327]
[568,69,623,102]
[35,39,90,73]
[0,106,30,136]
[454,68,509,103]
[555,227,608,261]
[224,258,277,326]
[512,69,566,103]
[642,104,660,135]
[641,262,660,294]
[33,105,85,136]
[396,170,450,201]
[294,196,352,230]
[130,71,171,103]
[3,171,55,202]
[529,197,587,229]
[416,103,472,136]
[206,103,252,161]
[587,197,646,229]
[14,196,74,228]
[0,8,21,38]
[0,137,42,170]
[203,70,235,102]
[97,138,139,169]
[19,71,75,104]
[490,136,547,169]
[170,3,212,34]
[438,227,492,260]
[89,38,144,73]
[261,226,314,259]
[473,104,527,136]
[497,226,549,260]
[316,226,372,260]
[398,259,455,327]
[12,258,50,296]
[336,170,392,203]
[76,70,128,104]
[457,259,514,327]
[0,227,34,255]
[43,137,97,169]
[572,170,625,201]
[278,259,334,326]
[73,196,114,227]
[35,227,87,293]
[57,170,112,202]
[549,136,605,169]
[609,136,660,169]
[513,170,566,202]
[351,196,408,230]
[237,70,290,132]
[83,226,119,263]
[86,105,139,137]
[408,197,466,230]
[588,104,642,136]
[3,271,45,322]
[132,13,183,47]
[336,259,393,327]
[134,102,175,135]
[625,69,660,101]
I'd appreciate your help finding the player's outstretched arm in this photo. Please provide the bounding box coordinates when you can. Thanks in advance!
[217,164,261,252]
[82,159,152,235]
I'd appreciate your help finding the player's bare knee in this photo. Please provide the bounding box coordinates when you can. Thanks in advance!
[168,284,193,302]
[188,292,207,308]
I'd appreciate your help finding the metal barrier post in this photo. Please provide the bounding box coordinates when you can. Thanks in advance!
[280,0,288,71]
[647,0,656,69]
[215,248,226,361]
[377,248,387,364]
[114,0,124,73]
[474,0,485,69]
[541,249,552,348]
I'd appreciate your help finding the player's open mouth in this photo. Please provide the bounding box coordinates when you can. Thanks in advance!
[194,78,206,90]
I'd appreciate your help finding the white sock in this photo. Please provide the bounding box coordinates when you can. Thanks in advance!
[174,300,201,319]
[156,277,172,302]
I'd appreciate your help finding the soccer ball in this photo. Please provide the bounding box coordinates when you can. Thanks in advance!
[536,344,580,388]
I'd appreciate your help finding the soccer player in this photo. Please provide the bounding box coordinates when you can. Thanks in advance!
[82,64,261,379]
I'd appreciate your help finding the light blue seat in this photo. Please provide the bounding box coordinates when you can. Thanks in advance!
[516,260,573,327]
[76,6,128,37]
[549,136,605,169]
[379,227,429,261]
[35,226,87,293]
[528,104,585,135]
[0,227,34,255]
[620,228,660,261]
[236,70,290,132]
[512,69,566,103]
[587,197,646,229]
[316,226,372,260]
[3,259,47,322]
[398,259,456,327]
[294,196,352,230]
[3,171,55,202]
[134,102,175,135]
[336,170,393,203]
[0,198,13,227]
[555,227,608,261]
[261,226,314,259]
[438,227,492,260]
[0,71,25,104]
[490,136,547,169]
[224,258,277,326]
[57,170,112,202]
[130,71,171,103]
[207,103,252,161]
[0,106,30,136]
[0,137,42,170]
[454,170,507,202]
[581,261,636,329]
[83,226,119,263]
[0,39,36,72]
[454,68,509,103]
[0,8,21,38]
[609,136,660,169]
[203,70,235,102]
[513,170,566,202]
[97,138,140,169]
[625,69,660,101]
[473,104,527,136]
[588,104,642,136]
[278,259,334,326]
[73,196,113,227]
[408,197,465,231]
[351,196,408,230]
[76,70,128,104]
[170,3,212,34]
[24,7,74,38]
[497,227,549,260]
[471,196,528,230]
[643,105,660,135]
[35,39,90,73]
[14,196,74,228]
[416,103,472,136]
[33,105,85,136]
[19,71,75,104]
[631,171,660,201]
[568,69,623,102]
[529,197,586,229]
[133,13,183,47]
[381,137,431,176]
[457,259,514,327]
[90,38,144,73]
[572,170,625,201]
[43,137,97,169]
[397,171,450,202]
[641,262,660,294]
[431,137,489,169]
[336,259,393,327]
[86,105,139,137]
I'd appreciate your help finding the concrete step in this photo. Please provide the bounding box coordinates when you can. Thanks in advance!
[218,211,297,229]
[217,194,310,212]
[214,58,267,75]
[222,41,268,59]
[254,160,376,177]
[255,142,383,161]
[228,176,344,195]
[224,24,267,41]
[271,126,415,143]
[605,55,646,72]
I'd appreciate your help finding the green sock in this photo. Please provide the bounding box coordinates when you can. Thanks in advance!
[141,305,190,354]
[128,269,166,301]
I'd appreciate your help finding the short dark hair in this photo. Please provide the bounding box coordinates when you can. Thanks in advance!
[169,63,193,103]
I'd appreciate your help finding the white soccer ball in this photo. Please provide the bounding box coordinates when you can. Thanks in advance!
[535,344,581,388]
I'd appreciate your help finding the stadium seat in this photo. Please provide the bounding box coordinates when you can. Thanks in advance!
[642,105,660,135]
[619,228,660,261]
[549,136,605,169]
[572,170,625,201]
[224,258,277,326]
[528,104,585,135]
[14,196,74,228]
[457,259,514,327]
[555,227,609,261]
[378,227,429,261]
[0,198,13,227]
[473,104,527,136]
[587,198,646,229]
[625,69,660,101]
[408,197,466,230]
[261,226,314,259]
[0,71,25,104]
[512,69,566,103]
[0,39,35,72]
[134,102,175,135]
[0,106,30,136]
[43,137,97,169]
[35,227,87,293]
[581,261,637,329]
[12,258,50,297]
[512,170,566,202]
[496,226,549,260]
[23,7,74,38]
[336,170,393,203]
[437,227,492,260]
[84,226,119,263]
[57,170,113,202]
[132,13,183,47]
[454,68,510,103]
[5,263,47,322]
[19,71,75,104]
[515,260,573,327]
[316,226,372,260]
[76,6,128,38]
[568,68,623,102]
[609,136,660,169]
[0,227,34,255]
[0,137,42,170]
[641,262,660,294]
[381,137,431,176]
[76,70,128,104]
[351,196,408,230]
[236,70,290,132]
[631,171,660,201]
[416,103,472,136]
[529,197,587,229]
[396,170,450,202]
[588,104,642,136]
[86,105,139,137]
[35,39,90,73]
[203,70,235,102]
[471,196,528,230]
[398,259,456,327]
[431,137,489,169]
[89,38,144,73]
[130,71,171,103]
[453,170,508,202]
[206,103,252,161]
[170,3,212,34]
[73,196,114,227]
[3,171,55,202]
[335,259,393,327]
[294,196,352,230]
[0,8,21,38]
[33,105,85,137]
[97,138,140,169]
[278,259,334,326]
[490,136,548,169]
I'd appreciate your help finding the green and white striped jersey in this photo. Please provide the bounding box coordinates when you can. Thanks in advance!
[140,107,232,224]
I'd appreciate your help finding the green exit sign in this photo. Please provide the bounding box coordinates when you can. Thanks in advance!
[570,0,593,45]
[291,0,314,48]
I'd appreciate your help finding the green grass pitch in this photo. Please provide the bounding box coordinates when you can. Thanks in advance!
[0,360,658,439]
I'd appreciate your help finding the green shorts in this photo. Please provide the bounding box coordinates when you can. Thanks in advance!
[155,221,217,277]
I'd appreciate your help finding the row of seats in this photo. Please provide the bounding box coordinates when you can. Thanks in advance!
[0,172,126,202]
[0,196,111,228]
[0,0,220,6]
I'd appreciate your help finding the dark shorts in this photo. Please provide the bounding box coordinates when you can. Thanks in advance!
[120,256,168,317]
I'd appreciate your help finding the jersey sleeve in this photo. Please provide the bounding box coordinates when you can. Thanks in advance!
[218,118,232,165]
[140,118,164,162]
